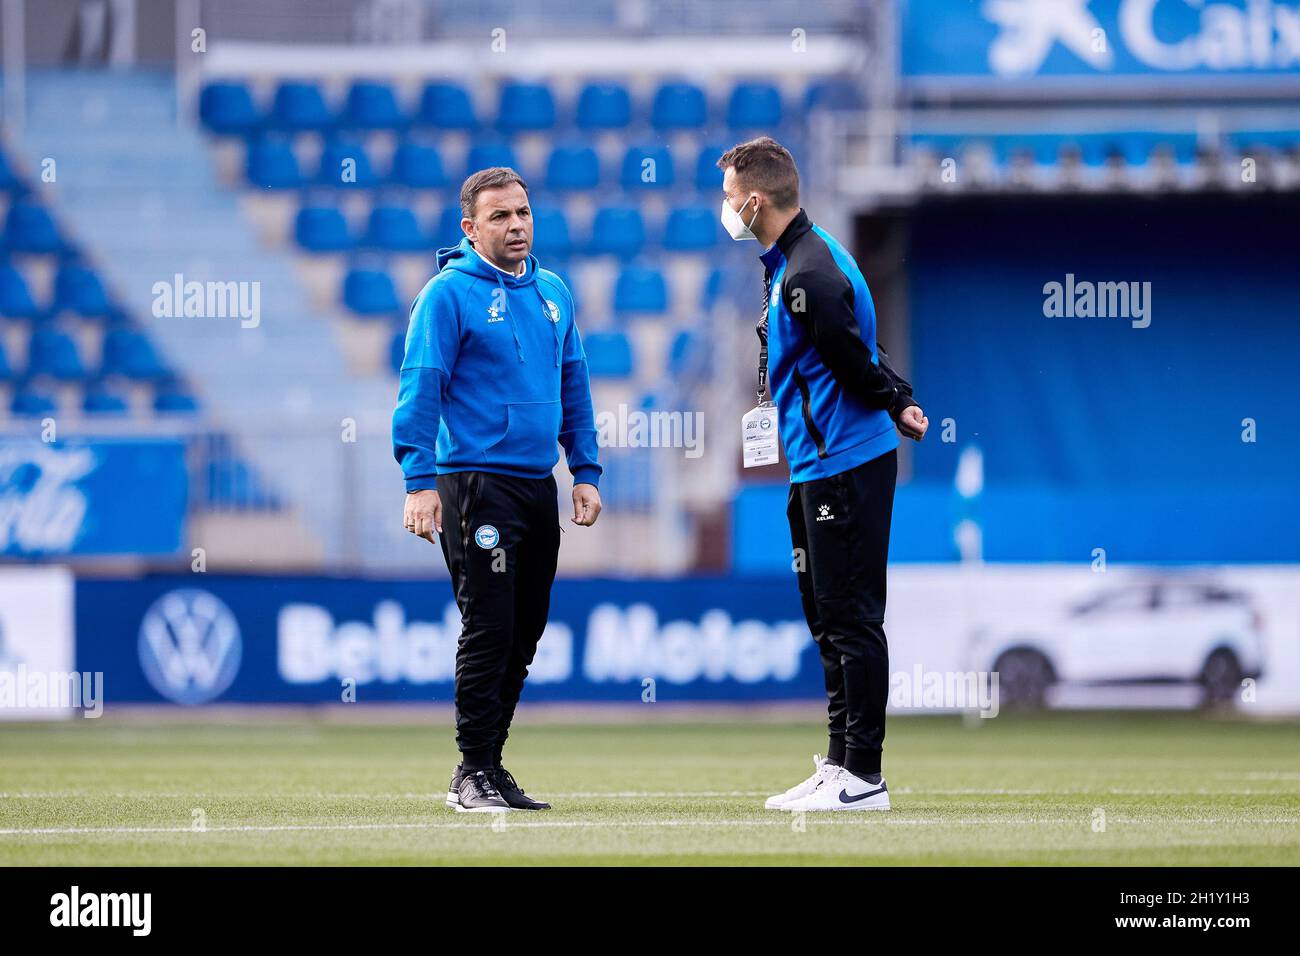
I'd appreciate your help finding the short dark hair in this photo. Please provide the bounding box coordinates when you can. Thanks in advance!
[717,137,799,210]
[460,166,529,219]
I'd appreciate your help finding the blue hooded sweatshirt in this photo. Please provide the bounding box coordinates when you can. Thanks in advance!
[392,237,601,491]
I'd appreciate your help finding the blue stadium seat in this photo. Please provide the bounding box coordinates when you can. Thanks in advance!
[199,81,261,135]
[465,141,520,176]
[1230,129,1300,152]
[587,206,645,259]
[668,329,707,376]
[1145,134,1197,165]
[0,149,21,192]
[294,205,353,253]
[343,267,400,317]
[10,386,56,416]
[269,80,333,132]
[0,338,10,379]
[203,459,241,507]
[432,207,467,249]
[1064,133,1188,168]
[529,205,572,259]
[583,331,634,378]
[695,143,726,192]
[1074,135,1114,168]
[341,80,405,131]
[804,79,862,112]
[700,267,727,309]
[246,137,303,189]
[315,139,379,187]
[103,305,133,327]
[576,82,631,130]
[204,457,282,509]
[1051,133,1147,168]
[389,141,447,189]
[613,265,668,315]
[418,82,477,130]
[996,134,1060,167]
[1165,134,1199,165]
[100,327,169,380]
[497,81,556,132]
[364,206,429,252]
[0,263,39,318]
[620,144,674,191]
[663,205,717,251]
[1033,135,1064,165]
[727,82,782,129]
[154,386,200,414]
[431,208,467,251]
[545,145,600,191]
[651,82,708,130]
[26,327,86,380]
[1118,136,1153,167]
[4,201,64,254]
[83,383,129,415]
[908,134,961,161]
[52,261,111,316]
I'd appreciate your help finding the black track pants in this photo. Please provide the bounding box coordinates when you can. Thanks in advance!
[435,471,560,771]
[786,449,897,777]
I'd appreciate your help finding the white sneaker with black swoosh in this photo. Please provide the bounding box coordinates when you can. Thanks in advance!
[764,754,838,810]
[783,767,890,812]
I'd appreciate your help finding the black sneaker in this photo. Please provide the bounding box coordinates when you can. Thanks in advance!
[491,767,551,810]
[455,769,511,813]
[445,763,465,809]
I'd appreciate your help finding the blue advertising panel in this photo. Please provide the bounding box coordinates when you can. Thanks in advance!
[903,0,1300,87]
[75,575,820,705]
[0,438,187,557]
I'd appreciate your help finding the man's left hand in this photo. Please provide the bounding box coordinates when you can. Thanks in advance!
[897,405,929,441]
[572,483,602,526]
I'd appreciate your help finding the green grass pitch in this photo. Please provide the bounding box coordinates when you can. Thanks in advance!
[2,712,1298,865]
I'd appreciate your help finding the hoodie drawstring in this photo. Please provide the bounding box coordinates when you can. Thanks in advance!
[494,270,525,363]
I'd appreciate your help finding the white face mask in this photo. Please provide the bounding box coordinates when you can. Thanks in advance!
[720,194,760,241]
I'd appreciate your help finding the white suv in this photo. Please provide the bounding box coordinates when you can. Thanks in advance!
[970,579,1266,709]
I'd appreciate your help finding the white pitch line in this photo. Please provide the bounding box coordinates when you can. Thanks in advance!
[2,787,1298,799]
[0,791,771,800]
[2,816,1300,837]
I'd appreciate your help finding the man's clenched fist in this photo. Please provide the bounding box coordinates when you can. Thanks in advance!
[404,489,442,543]
[572,483,602,526]
[897,405,929,442]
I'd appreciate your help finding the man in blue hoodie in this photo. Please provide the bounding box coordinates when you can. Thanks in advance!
[392,167,602,813]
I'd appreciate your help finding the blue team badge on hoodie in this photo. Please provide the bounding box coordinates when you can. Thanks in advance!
[474,525,500,549]
[544,299,560,323]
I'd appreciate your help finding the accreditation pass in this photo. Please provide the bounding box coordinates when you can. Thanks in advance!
[742,402,780,468]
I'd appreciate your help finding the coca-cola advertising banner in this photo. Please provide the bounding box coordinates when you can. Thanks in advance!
[0,438,187,557]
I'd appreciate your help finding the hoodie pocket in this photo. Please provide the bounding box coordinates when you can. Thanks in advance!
[486,400,563,470]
